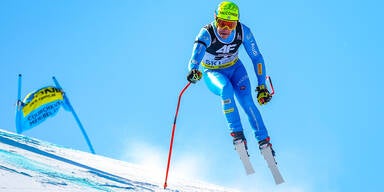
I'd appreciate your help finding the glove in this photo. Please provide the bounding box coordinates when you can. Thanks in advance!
[187,69,202,83]
[256,85,272,105]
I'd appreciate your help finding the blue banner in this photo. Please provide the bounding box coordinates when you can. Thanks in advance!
[16,86,69,133]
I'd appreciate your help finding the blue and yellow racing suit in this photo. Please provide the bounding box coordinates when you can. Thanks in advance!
[188,21,269,141]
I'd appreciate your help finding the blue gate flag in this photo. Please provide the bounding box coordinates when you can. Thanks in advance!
[15,75,95,154]
[16,86,69,133]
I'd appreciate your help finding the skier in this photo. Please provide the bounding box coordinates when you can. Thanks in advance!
[186,1,275,155]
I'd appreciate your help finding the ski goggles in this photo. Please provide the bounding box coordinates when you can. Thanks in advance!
[216,18,237,30]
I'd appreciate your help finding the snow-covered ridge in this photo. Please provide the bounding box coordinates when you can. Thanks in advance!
[0,129,237,192]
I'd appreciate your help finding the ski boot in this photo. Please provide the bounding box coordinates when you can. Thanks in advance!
[231,131,249,154]
[258,137,275,155]
[231,131,248,148]
[258,137,277,163]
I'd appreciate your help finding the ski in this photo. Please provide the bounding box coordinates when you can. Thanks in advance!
[260,145,284,185]
[234,140,255,175]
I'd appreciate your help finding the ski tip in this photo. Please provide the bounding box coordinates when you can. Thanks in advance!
[246,170,255,175]
[275,179,285,185]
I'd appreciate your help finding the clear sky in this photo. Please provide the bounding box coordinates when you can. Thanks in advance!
[1,0,383,191]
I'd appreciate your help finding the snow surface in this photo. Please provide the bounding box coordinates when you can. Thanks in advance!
[0,129,238,192]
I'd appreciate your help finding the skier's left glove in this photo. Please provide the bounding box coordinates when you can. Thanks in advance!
[187,69,202,83]
[256,85,272,105]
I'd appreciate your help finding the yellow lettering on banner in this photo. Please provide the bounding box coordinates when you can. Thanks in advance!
[257,63,263,75]
[22,87,64,117]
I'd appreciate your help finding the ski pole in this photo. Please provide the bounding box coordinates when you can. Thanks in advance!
[266,76,275,96]
[16,74,23,134]
[164,82,191,189]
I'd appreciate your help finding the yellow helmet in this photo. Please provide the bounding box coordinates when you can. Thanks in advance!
[215,1,239,21]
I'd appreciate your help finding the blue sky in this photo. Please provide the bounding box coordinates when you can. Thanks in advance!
[1,0,383,191]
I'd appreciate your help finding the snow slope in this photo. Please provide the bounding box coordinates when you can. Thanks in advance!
[0,129,237,192]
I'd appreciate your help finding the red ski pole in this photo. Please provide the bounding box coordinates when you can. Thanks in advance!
[164,82,192,189]
[266,76,275,96]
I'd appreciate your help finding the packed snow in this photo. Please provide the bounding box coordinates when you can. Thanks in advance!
[0,129,238,192]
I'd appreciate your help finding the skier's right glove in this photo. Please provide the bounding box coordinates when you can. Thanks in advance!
[256,85,272,105]
[187,69,202,83]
